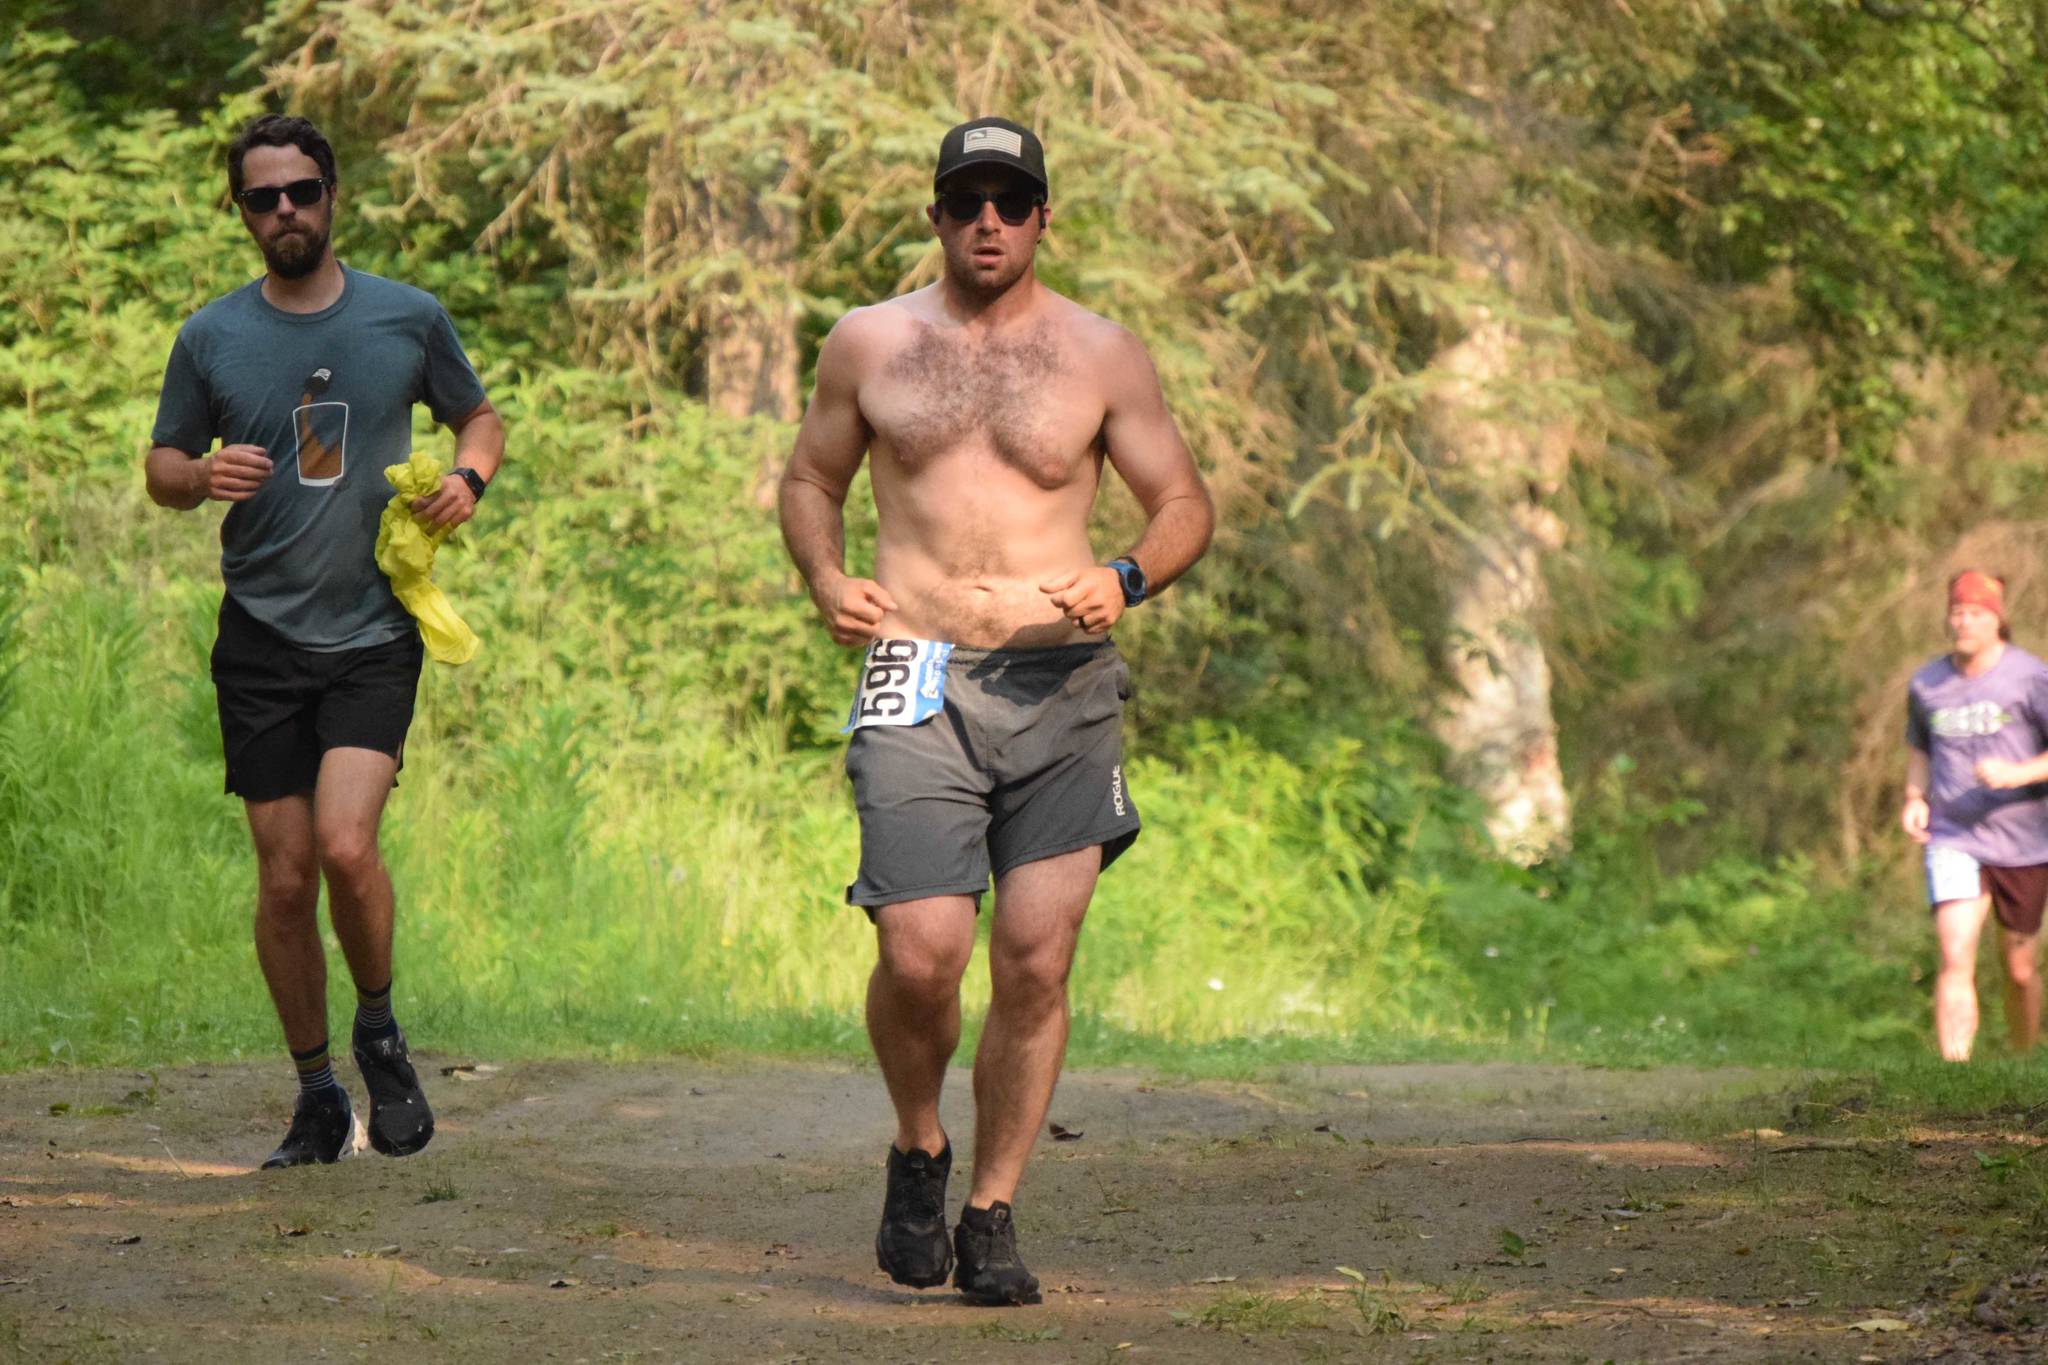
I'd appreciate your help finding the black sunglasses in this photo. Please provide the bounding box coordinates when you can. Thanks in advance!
[237,178,329,215]
[936,189,1043,226]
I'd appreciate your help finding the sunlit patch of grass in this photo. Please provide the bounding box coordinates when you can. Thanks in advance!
[974,1321,1061,1342]
[1453,1312,1510,1334]
[1441,1272,1488,1305]
[1197,1291,1327,1335]
[1335,1266,1409,1335]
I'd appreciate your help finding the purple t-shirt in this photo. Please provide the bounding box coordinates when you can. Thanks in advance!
[1906,645,2048,865]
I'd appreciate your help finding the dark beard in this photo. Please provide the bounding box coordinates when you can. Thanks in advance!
[262,225,328,279]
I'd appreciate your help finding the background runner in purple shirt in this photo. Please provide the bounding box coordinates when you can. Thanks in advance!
[1901,570,2048,1061]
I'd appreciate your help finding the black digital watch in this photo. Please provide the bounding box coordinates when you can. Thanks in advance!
[1109,556,1148,608]
[453,466,488,502]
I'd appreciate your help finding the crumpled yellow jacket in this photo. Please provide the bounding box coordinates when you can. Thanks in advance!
[375,452,480,665]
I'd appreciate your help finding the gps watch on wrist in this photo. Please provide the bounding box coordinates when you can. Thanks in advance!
[1109,556,1148,608]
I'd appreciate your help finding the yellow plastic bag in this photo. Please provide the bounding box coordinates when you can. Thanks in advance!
[375,452,480,665]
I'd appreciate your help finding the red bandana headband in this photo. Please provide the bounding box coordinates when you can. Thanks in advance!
[1949,569,2005,619]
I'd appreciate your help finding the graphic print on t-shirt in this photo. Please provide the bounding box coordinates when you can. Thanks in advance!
[1930,700,2018,740]
[293,366,347,486]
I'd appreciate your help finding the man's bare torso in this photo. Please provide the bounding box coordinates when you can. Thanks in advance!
[846,285,1122,649]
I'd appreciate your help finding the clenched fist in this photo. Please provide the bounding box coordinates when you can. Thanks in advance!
[1041,566,1125,635]
[410,473,479,530]
[207,445,273,502]
[812,574,898,646]
[1975,757,2035,790]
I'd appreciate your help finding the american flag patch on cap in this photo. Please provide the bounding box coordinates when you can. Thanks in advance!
[964,126,1025,158]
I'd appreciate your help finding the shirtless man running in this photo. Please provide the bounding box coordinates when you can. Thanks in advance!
[778,118,1213,1304]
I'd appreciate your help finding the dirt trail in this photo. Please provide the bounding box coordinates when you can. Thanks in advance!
[0,1058,2034,1361]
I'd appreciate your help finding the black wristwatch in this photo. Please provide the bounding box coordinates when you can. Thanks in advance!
[453,466,488,502]
[1109,556,1148,607]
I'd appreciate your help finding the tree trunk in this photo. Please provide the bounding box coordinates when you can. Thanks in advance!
[700,168,804,508]
[1420,227,1573,862]
[705,291,799,425]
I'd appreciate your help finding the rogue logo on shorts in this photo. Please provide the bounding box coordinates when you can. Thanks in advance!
[1930,701,2017,740]
[1111,764,1126,817]
[844,638,952,732]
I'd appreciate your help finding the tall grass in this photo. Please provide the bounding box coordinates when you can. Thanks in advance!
[0,528,1954,1075]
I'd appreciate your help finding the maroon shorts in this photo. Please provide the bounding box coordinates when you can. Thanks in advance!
[1981,864,2048,936]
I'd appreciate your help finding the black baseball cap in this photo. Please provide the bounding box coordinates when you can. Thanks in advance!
[933,117,1048,196]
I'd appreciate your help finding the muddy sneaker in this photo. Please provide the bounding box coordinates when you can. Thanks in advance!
[875,1141,954,1288]
[953,1200,1041,1305]
[352,1028,435,1157]
[260,1085,361,1169]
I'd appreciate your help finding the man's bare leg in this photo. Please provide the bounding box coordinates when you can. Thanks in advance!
[312,745,433,1156]
[246,793,324,1052]
[869,895,978,1289]
[869,896,978,1156]
[312,747,400,993]
[1934,896,1992,1061]
[968,844,1100,1209]
[247,789,362,1168]
[1997,925,2042,1053]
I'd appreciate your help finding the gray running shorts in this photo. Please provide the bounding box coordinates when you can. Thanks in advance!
[844,640,1141,910]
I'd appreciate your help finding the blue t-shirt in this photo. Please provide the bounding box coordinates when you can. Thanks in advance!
[1905,645,2048,866]
[151,266,487,651]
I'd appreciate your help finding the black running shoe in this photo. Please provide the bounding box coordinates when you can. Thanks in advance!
[352,1028,435,1157]
[953,1200,1042,1305]
[260,1085,360,1169]
[876,1141,954,1288]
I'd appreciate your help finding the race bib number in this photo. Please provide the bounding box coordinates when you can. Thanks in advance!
[844,638,952,732]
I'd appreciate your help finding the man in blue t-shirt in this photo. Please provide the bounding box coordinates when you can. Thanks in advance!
[1902,570,2048,1061]
[143,114,505,1168]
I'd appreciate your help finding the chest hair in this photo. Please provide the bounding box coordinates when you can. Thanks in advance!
[879,321,1083,486]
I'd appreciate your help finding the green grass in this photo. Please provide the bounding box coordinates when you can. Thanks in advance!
[1198,1290,1328,1335]
[974,1322,1062,1343]
[0,562,2006,1077]
[1786,1056,2048,1126]
[0,402,2009,1082]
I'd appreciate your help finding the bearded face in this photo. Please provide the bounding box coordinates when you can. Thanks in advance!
[236,144,336,282]
[260,217,331,279]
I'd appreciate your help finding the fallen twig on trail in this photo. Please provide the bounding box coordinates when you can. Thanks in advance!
[1768,1140,1897,1156]
[151,1137,191,1178]
[1567,1299,1710,1322]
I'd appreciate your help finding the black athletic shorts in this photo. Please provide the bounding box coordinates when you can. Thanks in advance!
[844,640,1140,912]
[210,594,423,802]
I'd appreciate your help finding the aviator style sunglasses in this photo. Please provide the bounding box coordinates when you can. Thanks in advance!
[236,178,330,215]
[936,188,1044,226]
